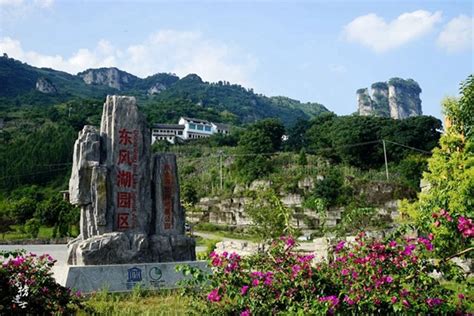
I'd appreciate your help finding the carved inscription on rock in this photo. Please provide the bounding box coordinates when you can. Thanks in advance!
[115,128,139,230]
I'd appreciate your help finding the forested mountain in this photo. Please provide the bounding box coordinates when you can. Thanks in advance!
[0,55,328,125]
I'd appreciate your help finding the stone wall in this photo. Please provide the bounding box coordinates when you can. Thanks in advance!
[193,178,401,231]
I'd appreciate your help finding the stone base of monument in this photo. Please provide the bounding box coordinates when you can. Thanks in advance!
[63,261,209,293]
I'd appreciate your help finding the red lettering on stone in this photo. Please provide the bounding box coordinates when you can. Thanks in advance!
[117,192,132,208]
[117,213,130,229]
[117,170,133,188]
[118,149,133,165]
[162,164,174,230]
[119,128,133,145]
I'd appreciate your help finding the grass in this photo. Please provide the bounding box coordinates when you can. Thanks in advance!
[79,288,193,316]
[0,225,78,241]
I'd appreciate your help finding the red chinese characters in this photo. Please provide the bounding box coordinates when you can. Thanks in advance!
[117,191,132,208]
[115,128,139,231]
[118,149,133,165]
[117,213,130,229]
[163,164,174,230]
[117,170,133,188]
[119,128,133,145]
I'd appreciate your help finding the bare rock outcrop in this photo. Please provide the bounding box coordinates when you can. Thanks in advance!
[36,77,57,94]
[78,68,138,90]
[357,78,422,119]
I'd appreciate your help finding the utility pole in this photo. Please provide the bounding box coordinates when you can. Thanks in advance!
[382,140,389,180]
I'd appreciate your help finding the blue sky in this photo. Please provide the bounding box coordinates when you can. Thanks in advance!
[0,0,472,119]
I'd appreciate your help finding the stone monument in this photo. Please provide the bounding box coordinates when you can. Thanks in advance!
[67,95,195,265]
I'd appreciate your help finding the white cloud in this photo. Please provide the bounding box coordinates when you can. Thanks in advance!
[437,15,473,53]
[0,0,25,7]
[0,30,258,87]
[343,10,442,53]
[0,0,54,20]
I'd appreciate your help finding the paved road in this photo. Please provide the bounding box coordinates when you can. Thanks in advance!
[0,244,69,265]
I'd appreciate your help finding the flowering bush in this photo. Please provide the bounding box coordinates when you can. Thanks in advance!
[0,250,81,314]
[179,234,469,315]
[326,232,467,314]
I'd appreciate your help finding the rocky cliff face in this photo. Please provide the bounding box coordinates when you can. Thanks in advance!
[35,77,57,94]
[388,78,422,119]
[78,68,138,90]
[147,82,167,95]
[357,78,422,119]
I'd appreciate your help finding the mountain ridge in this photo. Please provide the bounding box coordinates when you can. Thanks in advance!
[0,55,329,126]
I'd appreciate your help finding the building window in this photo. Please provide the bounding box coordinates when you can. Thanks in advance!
[197,125,204,131]
[205,126,211,132]
[178,131,183,135]
[189,123,196,129]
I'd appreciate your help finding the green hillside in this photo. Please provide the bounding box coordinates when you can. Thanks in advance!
[0,55,329,125]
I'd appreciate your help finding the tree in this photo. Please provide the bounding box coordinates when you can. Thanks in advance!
[311,168,346,207]
[245,189,298,241]
[285,119,311,151]
[0,216,14,239]
[234,129,274,183]
[24,218,40,238]
[249,118,285,152]
[298,148,307,166]
[10,197,37,224]
[400,77,474,258]
[182,182,199,206]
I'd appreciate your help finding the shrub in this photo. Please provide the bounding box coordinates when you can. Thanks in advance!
[179,234,469,315]
[0,251,81,314]
[24,218,40,238]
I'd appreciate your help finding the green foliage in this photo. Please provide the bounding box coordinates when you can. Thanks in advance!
[0,122,76,191]
[0,252,82,314]
[233,119,285,182]
[311,168,349,207]
[298,148,307,166]
[245,189,298,241]
[0,215,15,238]
[180,235,468,315]
[181,183,199,206]
[10,197,37,224]
[24,218,40,238]
[394,154,429,190]
[36,194,78,226]
[400,78,474,258]
[301,114,441,170]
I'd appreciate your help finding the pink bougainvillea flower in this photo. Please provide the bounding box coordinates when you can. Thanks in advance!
[241,285,249,295]
[291,265,302,277]
[391,296,398,303]
[426,298,443,308]
[207,288,221,302]
[240,309,251,316]
[341,269,349,276]
[402,244,416,256]
[335,241,345,252]
[320,295,340,307]
[343,295,355,305]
